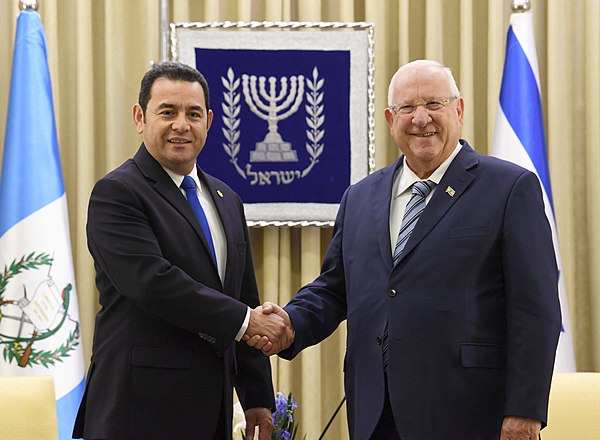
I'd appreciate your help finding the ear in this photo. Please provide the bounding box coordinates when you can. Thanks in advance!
[206,109,214,131]
[456,97,465,125]
[132,104,144,134]
[384,107,395,130]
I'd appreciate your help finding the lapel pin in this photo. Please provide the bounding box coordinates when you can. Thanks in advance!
[216,189,224,198]
[445,186,456,197]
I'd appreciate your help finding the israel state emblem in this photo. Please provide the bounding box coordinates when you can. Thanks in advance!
[0,252,80,368]
[220,66,325,186]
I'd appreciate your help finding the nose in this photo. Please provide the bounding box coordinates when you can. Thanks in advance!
[172,114,190,132]
[411,105,432,126]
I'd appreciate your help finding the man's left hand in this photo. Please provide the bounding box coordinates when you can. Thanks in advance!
[500,415,541,440]
[244,407,273,440]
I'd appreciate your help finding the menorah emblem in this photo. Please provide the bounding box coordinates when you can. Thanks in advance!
[241,73,305,162]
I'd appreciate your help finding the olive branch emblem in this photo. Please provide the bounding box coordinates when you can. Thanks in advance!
[0,252,80,368]
[0,252,53,301]
[221,68,245,179]
[220,67,325,185]
[303,66,325,177]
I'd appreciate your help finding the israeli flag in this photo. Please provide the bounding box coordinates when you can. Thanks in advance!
[0,10,85,438]
[492,10,576,372]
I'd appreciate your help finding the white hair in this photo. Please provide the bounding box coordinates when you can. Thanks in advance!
[387,60,461,106]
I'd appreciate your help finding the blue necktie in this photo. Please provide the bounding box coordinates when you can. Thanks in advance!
[181,176,217,267]
[392,180,435,265]
[383,179,435,369]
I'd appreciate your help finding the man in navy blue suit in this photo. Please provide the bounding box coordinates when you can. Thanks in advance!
[249,60,561,440]
[73,62,289,440]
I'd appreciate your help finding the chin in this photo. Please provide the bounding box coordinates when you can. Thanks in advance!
[413,143,440,156]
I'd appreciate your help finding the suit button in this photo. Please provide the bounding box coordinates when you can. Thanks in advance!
[388,289,397,297]
[377,336,382,345]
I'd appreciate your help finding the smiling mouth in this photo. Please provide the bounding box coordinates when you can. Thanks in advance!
[168,138,190,144]
[412,132,436,137]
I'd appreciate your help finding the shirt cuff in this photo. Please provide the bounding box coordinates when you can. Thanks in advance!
[235,306,250,342]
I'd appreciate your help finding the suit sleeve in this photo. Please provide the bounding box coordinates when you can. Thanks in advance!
[87,176,247,353]
[279,187,350,359]
[502,170,562,426]
[233,195,276,411]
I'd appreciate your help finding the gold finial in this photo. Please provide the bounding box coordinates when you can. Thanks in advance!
[512,0,531,12]
[19,0,38,11]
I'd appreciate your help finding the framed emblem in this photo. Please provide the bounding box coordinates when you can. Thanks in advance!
[171,21,375,226]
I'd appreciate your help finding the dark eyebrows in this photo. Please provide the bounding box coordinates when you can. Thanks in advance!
[155,103,205,114]
[188,105,204,114]
[156,103,176,111]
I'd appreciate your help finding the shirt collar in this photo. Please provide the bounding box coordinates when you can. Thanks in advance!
[395,142,462,198]
[162,164,203,192]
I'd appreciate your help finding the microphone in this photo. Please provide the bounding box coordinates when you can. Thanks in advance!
[318,396,346,440]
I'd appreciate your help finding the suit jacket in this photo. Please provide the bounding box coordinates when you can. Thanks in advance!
[73,144,274,440]
[281,140,561,440]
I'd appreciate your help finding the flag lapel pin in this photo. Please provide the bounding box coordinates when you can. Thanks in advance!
[445,186,456,197]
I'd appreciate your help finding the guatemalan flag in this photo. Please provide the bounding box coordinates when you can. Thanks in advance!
[492,9,576,372]
[0,9,85,438]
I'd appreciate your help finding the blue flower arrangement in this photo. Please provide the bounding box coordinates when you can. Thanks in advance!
[272,392,304,440]
[241,392,305,440]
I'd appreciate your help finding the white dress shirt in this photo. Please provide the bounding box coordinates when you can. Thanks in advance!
[162,164,250,341]
[389,143,463,253]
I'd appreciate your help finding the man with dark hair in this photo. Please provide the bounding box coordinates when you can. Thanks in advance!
[73,62,286,440]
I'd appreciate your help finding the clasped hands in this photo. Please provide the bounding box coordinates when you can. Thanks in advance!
[244,302,293,356]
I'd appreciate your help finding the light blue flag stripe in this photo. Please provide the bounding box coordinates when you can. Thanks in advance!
[0,10,64,238]
[499,26,554,211]
[56,379,85,440]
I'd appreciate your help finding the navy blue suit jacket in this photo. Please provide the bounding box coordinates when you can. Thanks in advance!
[281,140,561,439]
[73,144,274,439]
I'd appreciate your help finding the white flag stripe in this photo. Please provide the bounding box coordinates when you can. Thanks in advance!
[0,195,85,398]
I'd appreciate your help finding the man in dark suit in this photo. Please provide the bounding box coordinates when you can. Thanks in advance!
[73,62,286,440]
[249,60,561,439]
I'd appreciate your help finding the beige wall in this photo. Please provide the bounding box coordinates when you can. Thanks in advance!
[1,1,598,438]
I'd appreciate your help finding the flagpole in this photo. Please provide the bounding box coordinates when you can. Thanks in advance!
[512,0,531,12]
[159,0,170,62]
[19,0,38,11]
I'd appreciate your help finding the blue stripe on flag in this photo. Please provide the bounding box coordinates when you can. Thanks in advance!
[0,10,64,238]
[57,378,85,439]
[499,26,554,210]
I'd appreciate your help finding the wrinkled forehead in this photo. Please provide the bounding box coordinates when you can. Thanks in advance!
[392,66,454,103]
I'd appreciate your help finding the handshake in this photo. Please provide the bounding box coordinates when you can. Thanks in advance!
[243,303,294,356]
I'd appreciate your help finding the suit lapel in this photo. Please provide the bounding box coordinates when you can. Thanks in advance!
[196,168,236,289]
[394,141,478,265]
[133,145,219,271]
[371,161,401,271]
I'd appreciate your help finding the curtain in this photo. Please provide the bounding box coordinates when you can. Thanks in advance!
[1,1,598,438]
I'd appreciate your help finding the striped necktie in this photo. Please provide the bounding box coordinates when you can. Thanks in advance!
[181,176,217,267]
[392,180,435,265]
[383,179,435,369]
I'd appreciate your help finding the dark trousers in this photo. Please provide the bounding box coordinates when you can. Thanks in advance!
[370,373,401,440]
